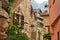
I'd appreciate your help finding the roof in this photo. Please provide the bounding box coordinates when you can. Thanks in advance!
[40,13,49,16]
[36,16,43,20]
[33,9,42,13]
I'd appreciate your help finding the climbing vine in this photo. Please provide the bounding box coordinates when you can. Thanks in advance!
[5,0,29,40]
[6,22,29,40]
[6,0,14,15]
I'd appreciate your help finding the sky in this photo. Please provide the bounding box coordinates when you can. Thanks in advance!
[31,0,48,10]
[34,0,48,4]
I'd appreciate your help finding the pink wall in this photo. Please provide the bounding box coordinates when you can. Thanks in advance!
[49,0,60,25]
[49,0,60,40]
[51,18,60,40]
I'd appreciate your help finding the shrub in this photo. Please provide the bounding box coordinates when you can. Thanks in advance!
[43,33,51,40]
[6,22,29,40]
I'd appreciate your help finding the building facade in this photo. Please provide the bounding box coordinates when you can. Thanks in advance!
[41,4,50,33]
[34,9,44,40]
[49,0,60,40]
[10,0,37,40]
[0,0,9,40]
[0,0,37,40]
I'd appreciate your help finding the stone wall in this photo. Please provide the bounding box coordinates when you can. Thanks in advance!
[10,0,37,39]
[0,0,8,40]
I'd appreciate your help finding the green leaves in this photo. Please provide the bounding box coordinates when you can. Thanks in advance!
[14,22,19,26]
[5,0,29,40]
[16,33,29,40]
[7,32,29,40]
[6,0,14,15]
[18,27,24,30]
[9,0,14,3]
[6,26,16,36]
[6,21,29,40]
[43,33,51,40]
[37,21,43,27]
[6,7,11,15]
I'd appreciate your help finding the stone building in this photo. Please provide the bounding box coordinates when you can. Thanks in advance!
[40,4,50,40]
[49,0,60,40]
[34,9,44,40]
[0,0,44,40]
[40,4,50,33]
[0,0,9,40]
[9,0,37,40]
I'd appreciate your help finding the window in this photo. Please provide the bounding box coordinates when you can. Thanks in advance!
[45,5,48,8]
[44,10,48,13]
[58,32,60,40]
[21,15,24,27]
[45,26,50,32]
[30,24,34,27]
[13,13,19,24]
